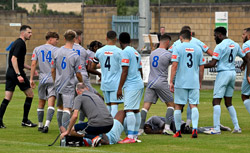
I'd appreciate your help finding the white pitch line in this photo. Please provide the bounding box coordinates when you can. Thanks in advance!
[0,139,120,153]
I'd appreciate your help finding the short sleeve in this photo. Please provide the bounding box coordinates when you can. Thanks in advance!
[93,50,100,64]
[51,50,56,68]
[242,43,250,55]
[199,51,205,66]
[31,48,38,61]
[12,41,23,58]
[195,39,209,53]
[212,45,221,60]
[121,50,130,66]
[139,54,142,69]
[73,96,81,110]
[171,47,179,62]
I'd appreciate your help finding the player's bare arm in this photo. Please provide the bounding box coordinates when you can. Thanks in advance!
[11,55,24,83]
[170,62,178,93]
[117,66,129,100]
[87,60,101,77]
[204,59,218,68]
[60,110,81,139]
[76,72,83,83]
[30,60,37,89]
[206,49,213,56]
[199,65,204,88]
[51,68,56,82]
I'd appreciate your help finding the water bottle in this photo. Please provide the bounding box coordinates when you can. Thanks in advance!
[61,138,66,147]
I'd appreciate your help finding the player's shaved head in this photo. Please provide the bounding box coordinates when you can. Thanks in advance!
[181,26,191,31]
[160,34,171,42]
[64,29,76,42]
[107,31,117,40]
[214,27,227,36]
[45,32,59,40]
[119,32,131,44]
[180,30,191,40]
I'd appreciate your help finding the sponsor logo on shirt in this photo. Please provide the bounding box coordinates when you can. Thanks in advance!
[32,54,35,58]
[203,45,208,48]
[243,47,250,53]
[169,46,173,49]
[202,58,205,62]
[104,51,113,56]
[185,48,194,52]
[122,59,129,63]
[51,61,54,65]
[229,45,235,49]
[172,55,177,59]
[213,52,219,57]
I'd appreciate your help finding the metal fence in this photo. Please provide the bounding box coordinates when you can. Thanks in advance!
[112,15,139,39]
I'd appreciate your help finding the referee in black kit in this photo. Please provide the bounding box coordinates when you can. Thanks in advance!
[0,25,37,128]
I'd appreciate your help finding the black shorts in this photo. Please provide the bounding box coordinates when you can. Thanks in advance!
[5,68,30,91]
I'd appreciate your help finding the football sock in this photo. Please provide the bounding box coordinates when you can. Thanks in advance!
[139,108,147,129]
[45,106,55,127]
[79,110,85,123]
[106,105,111,112]
[62,110,71,130]
[227,106,240,130]
[174,110,182,131]
[23,97,33,122]
[37,108,44,127]
[0,99,9,122]
[165,107,174,128]
[213,105,221,131]
[111,105,118,117]
[57,109,63,128]
[126,112,136,139]
[244,99,250,114]
[134,112,141,137]
[186,104,192,122]
[191,107,199,129]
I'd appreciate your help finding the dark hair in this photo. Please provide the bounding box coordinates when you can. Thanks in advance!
[45,32,59,40]
[89,40,103,50]
[20,25,31,32]
[64,30,76,42]
[160,34,171,41]
[74,30,83,37]
[214,27,227,36]
[107,31,117,40]
[244,28,250,33]
[180,30,191,40]
[181,25,191,31]
[119,32,131,44]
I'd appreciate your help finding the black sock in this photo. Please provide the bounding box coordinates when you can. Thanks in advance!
[0,99,10,122]
[23,97,33,122]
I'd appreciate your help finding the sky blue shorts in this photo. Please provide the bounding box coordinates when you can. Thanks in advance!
[124,88,144,110]
[241,74,250,96]
[103,90,123,104]
[213,71,236,98]
[174,88,199,105]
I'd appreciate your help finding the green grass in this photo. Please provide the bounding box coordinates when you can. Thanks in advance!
[0,84,250,153]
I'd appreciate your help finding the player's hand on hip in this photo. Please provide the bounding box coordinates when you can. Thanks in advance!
[17,76,24,83]
[170,82,174,93]
[30,80,36,89]
[117,89,123,100]
[247,76,250,84]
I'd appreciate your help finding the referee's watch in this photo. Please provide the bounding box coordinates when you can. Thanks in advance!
[16,73,21,77]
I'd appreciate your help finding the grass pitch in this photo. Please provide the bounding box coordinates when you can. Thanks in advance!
[0,84,249,153]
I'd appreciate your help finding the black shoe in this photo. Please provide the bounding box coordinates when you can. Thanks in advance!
[22,120,37,127]
[41,126,49,133]
[0,121,6,129]
[38,126,44,131]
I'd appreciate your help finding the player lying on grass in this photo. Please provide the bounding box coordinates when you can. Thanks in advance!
[143,116,231,135]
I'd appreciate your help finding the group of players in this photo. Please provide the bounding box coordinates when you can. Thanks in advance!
[1,24,250,147]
